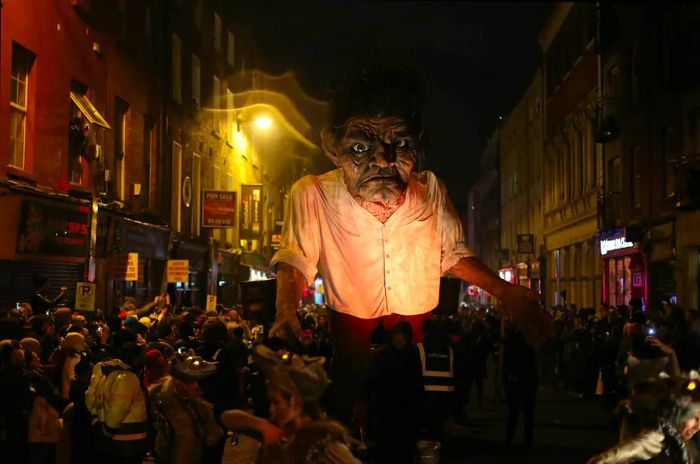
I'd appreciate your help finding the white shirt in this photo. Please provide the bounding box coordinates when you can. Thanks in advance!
[271,169,474,319]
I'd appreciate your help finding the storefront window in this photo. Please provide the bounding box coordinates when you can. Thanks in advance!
[608,256,633,307]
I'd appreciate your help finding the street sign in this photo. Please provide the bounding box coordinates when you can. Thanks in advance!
[202,190,237,228]
[75,282,96,311]
[206,294,217,312]
[167,259,189,283]
[240,184,263,239]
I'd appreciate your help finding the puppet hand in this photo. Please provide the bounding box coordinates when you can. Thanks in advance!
[269,313,305,344]
[501,284,554,348]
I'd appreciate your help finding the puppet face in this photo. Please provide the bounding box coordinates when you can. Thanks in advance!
[324,116,419,203]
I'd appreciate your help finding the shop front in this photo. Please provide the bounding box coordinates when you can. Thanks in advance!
[93,209,170,313]
[0,184,90,308]
[600,228,647,308]
[676,210,700,309]
[171,239,209,308]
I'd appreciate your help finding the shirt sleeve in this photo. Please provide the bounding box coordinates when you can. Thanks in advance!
[270,177,321,286]
[438,177,475,274]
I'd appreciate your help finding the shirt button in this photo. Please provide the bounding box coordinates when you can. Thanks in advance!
[386,270,391,274]
[387,286,392,291]
[385,254,389,258]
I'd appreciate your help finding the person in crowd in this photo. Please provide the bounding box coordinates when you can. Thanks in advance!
[624,325,681,391]
[356,320,424,463]
[587,376,700,464]
[220,345,360,463]
[68,355,94,464]
[30,275,67,317]
[143,348,168,388]
[468,316,490,406]
[194,317,244,464]
[148,354,223,464]
[85,338,148,464]
[417,317,456,441]
[503,324,538,450]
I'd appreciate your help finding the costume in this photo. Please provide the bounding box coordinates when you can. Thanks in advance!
[271,169,472,421]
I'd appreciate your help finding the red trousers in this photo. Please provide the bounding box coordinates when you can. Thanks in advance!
[327,310,432,423]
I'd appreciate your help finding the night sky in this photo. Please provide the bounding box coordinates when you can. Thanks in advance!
[234,1,552,208]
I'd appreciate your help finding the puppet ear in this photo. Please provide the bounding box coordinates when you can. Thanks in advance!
[321,128,341,167]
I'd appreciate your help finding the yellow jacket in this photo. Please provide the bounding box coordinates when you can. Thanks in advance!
[86,359,148,440]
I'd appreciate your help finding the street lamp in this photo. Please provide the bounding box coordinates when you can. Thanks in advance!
[253,115,273,130]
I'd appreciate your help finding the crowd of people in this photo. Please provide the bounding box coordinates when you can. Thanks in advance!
[2,275,700,464]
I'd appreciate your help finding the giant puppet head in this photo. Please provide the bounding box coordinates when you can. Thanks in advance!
[321,59,425,204]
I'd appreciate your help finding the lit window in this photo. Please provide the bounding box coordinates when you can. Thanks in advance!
[172,34,182,103]
[214,13,222,52]
[9,43,34,169]
[227,31,235,66]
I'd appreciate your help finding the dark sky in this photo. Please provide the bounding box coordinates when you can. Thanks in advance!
[234,1,552,208]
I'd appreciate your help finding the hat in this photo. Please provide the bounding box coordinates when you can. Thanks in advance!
[169,354,218,383]
[64,332,87,352]
[138,317,153,329]
[253,345,330,401]
[20,337,41,357]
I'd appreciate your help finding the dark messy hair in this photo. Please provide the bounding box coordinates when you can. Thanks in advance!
[327,55,425,139]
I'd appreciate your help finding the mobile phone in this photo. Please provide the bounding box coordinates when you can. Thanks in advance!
[97,326,103,333]
[648,327,656,336]
[177,346,187,354]
[16,302,21,311]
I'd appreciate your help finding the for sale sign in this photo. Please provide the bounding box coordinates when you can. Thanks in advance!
[202,190,236,228]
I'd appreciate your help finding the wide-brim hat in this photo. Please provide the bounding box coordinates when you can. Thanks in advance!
[253,345,330,402]
[169,354,218,383]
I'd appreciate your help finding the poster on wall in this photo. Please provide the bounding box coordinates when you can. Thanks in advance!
[202,190,237,228]
[167,259,189,283]
[240,184,263,240]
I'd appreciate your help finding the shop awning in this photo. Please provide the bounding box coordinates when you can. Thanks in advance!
[70,91,110,129]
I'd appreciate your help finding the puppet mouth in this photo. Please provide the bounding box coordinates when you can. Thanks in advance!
[364,173,402,183]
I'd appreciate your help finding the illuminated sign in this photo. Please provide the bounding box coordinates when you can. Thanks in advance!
[240,184,263,240]
[499,268,515,284]
[16,198,90,257]
[601,236,634,255]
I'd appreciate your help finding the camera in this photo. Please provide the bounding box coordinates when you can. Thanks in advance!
[177,346,187,354]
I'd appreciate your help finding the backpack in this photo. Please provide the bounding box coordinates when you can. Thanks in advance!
[147,382,175,461]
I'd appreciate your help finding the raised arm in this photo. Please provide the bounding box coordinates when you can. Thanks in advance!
[269,263,307,342]
[448,257,553,347]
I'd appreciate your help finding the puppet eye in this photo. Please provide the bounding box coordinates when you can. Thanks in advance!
[352,143,370,153]
[395,138,410,148]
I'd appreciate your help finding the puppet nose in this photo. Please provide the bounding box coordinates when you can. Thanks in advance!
[371,142,397,167]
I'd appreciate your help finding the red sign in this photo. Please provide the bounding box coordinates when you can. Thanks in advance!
[202,190,237,228]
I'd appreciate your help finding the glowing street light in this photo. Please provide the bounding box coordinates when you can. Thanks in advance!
[253,115,272,130]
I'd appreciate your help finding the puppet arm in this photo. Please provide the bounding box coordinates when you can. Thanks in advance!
[448,257,553,347]
[270,263,307,342]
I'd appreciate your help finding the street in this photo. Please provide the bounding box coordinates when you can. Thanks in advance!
[223,370,618,464]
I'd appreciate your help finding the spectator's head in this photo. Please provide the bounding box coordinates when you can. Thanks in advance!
[118,341,145,370]
[0,339,24,370]
[64,332,88,354]
[200,317,227,345]
[29,314,51,336]
[232,326,245,339]
[390,320,413,350]
[629,298,644,312]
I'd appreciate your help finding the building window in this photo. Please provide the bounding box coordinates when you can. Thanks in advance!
[689,108,700,155]
[212,76,221,135]
[68,81,89,185]
[192,153,201,236]
[631,145,642,209]
[565,141,572,201]
[227,31,235,66]
[114,98,129,201]
[172,34,182,104]
[214,13,222,53]
[143,116,156,208]
[192,54,201,119]
[172,142,182,233]
[9,43,34,169]
[664,126,678,198]
[193,0,202,30]
[145,5,153,60]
